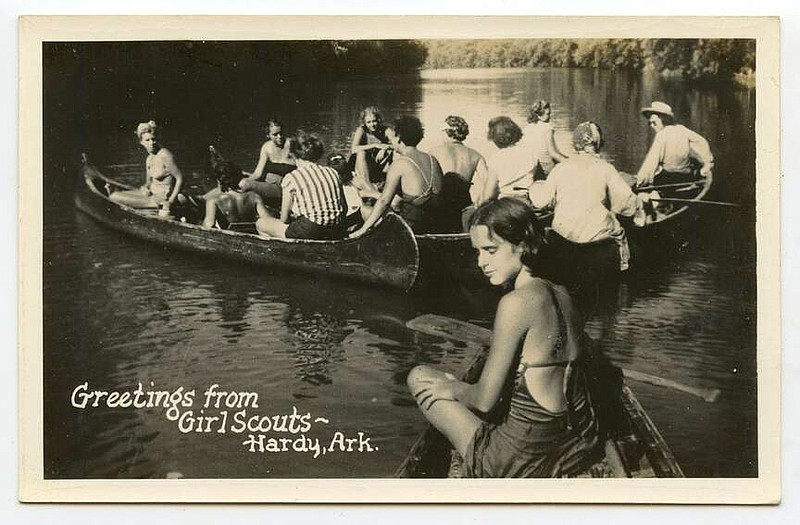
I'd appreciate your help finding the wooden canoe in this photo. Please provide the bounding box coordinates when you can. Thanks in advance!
[395,314,684,478]
[415,173,713,286]
[75,156,420,291]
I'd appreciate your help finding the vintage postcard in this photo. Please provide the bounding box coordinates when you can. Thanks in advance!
[18,16,780,503]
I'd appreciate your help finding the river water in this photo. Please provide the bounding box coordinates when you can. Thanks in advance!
[43,48,757,478]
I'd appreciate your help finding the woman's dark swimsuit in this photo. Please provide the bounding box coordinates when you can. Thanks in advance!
[394,154,440,233]
[462,283,600,478]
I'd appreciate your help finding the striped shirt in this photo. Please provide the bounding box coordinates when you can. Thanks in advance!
[281,160,345,226]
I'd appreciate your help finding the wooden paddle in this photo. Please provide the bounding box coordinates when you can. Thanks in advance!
[634,181,704,192]
[649,196,740,208]
[407,314,721,403]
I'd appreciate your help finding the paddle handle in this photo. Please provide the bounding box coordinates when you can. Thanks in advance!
[622,369,721,403]
[634,181,704,192]
[650,197,739,207]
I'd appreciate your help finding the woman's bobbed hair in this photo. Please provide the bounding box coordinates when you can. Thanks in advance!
[135,120,158,140]
[469,197,545,268]
[526,100,551,123]
[290,130,325,162]
[487,116,523,149]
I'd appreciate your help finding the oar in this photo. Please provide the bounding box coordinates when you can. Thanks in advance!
[649,197,740,208]
[634,181,704,192]
[407,314,721,403]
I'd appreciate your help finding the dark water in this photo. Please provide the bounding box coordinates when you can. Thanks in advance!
[43,47,756,478]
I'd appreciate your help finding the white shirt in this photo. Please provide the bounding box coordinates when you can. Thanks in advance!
[487,144,537,200]
[521,121,555,174]
[530,153,641,243]
[636,124,714,185]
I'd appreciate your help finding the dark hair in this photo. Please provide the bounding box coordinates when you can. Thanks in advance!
[444,115,469,142]
[469,198,545,269]
[658,113,676,126]
[572,121,604,152]
[327,152,352,184]
[392,116,425,147]
[206,145,245,192]
[487,117,523,149]
[264,119,283,134]
[290,130,324,162]
[526,100,551,123]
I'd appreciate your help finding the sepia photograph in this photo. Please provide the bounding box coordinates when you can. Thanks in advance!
[18,15,780,504]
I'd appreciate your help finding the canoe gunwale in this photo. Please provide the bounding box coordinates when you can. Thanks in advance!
[75,156,420,290]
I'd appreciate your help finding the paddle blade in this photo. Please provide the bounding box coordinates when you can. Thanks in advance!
[406,314,491,346]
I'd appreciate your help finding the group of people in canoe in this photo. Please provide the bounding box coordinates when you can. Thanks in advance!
[110,100,713,478]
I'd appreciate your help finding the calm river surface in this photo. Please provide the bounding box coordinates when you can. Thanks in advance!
[43,52,756,478]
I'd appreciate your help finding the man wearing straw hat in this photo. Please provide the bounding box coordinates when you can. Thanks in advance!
[635,101,714,186]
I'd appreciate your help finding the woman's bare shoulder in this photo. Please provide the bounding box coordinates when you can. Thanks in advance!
[499,279,551,312]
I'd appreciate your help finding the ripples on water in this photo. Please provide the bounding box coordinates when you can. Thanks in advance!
[43,56,756,478]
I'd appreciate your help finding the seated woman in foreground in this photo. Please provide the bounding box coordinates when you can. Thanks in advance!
[255,131,347,240]
[350,116,443,236]
[110,121,184,212]
[407,198,600,478]
[201,146,269,230]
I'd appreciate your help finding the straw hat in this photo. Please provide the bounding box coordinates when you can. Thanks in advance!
[641,101,675,119]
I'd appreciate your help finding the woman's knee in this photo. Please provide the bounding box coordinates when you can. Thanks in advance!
[406,365,438,392]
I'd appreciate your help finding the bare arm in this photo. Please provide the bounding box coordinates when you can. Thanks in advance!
[547,129,568,164]
[415,290,543,413]
[349,163,402,237]
[160,150,183,203]
[201,198,218,229]
[249,142,271,181]
[279,185,293,224]
[350,126,389,154]
[636,132,665,186]
[477,165,500,206]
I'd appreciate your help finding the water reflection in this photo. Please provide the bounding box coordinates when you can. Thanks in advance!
[44,56,756,477]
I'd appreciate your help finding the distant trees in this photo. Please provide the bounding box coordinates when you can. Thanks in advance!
[423,39,756,85]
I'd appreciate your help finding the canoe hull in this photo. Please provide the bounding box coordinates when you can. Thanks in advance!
[75,160,420,291]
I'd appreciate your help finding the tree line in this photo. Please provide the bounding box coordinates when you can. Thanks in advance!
[421,39,756,85]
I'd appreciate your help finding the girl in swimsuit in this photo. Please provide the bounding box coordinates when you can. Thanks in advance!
[350,116,443,236]
[349,106,393,194]
[407,198,600,477]
[110,121,184,213]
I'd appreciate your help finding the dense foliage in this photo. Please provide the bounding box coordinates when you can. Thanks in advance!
[423,39,756,84]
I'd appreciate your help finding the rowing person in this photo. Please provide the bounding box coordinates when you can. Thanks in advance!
[110,121,184,213]
[239,119,297,202]
[529,121,648,319]
[520,100,568,178]
[255,131,347,240]
[349,116,443,236]
[635,101,714,187]
[201,145,268,230]
[407,198,600,477]
[349,106,393,195]
[430,115,489,232]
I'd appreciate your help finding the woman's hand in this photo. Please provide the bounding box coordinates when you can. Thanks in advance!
[139,185,151,196]
[413,374,459,411]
